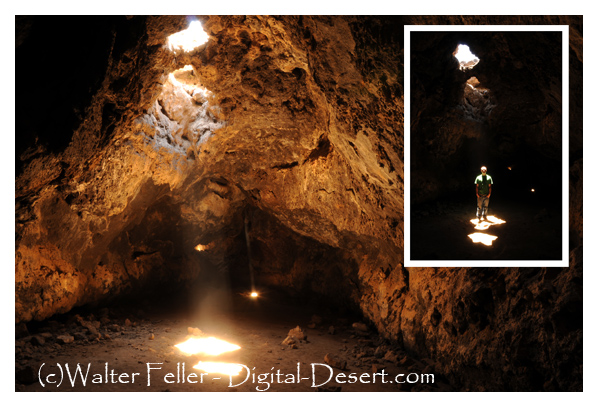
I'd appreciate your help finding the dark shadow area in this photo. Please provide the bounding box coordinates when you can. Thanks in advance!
[411,189,562,261]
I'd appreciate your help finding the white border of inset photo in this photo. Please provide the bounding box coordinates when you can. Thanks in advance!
[404,25,569,267]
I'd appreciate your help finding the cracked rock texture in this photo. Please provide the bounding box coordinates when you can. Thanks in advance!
[15,15,582,391]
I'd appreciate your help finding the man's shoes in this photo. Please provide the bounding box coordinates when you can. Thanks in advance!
[483,217,488,221]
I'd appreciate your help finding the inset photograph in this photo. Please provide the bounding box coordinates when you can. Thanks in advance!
[405,26,569,266]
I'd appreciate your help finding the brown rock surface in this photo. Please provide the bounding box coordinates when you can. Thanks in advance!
[15,15,582,391]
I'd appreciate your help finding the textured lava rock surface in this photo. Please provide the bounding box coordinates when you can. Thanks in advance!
[15,15,582,391]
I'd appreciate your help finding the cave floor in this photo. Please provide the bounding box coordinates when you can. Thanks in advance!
[16,292,452,392]
[410,194,563,262]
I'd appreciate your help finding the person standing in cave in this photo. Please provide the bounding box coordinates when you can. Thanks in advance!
[475,166,493,222]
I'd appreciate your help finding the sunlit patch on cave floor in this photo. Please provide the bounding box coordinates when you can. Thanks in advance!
[470,215,506,230]
[468,232,498,246]
[193,361,244,376]
[175,336,241,356]
[175,332,244,377]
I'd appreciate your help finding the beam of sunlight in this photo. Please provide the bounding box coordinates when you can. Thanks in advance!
[468,232,498,246]
[175,337,241,356]
[167,20,209,53]
[193,361,245,376]
[470,215,506,230]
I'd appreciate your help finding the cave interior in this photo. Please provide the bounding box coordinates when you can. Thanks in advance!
[409,30,567,261]
[15,16,583,392]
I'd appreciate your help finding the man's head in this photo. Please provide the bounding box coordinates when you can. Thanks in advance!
[481,166,487,174]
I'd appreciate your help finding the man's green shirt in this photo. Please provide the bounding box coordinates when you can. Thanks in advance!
[475,174,493,195]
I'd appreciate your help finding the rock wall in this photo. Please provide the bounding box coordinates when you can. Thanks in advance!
[15,15,582,391]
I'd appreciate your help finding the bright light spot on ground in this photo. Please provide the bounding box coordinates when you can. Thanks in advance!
[175,337,241,356]
[531,189,535,192]
[470,216,506,230]
[167,20,209,53]
[193,362,244,376]
[507,167,512,170]
[250,292,259,298]
[195,244,209,252]
[454,44,480,70]
[468,232,498,246]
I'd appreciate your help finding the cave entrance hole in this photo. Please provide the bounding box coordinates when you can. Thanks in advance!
[167,19,209,53]
[150,63,224,152]
[454,44,479,71]
[146,19,225,158]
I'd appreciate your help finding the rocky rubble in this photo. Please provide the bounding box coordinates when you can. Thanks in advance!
[15,306,146,384]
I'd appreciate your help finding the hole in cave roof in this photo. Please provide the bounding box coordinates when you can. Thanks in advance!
[166,20,209,53]
[454,44,480,71]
